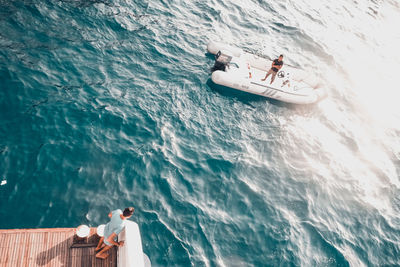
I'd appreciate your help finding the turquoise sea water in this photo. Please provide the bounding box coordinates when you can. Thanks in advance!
[1,0,400,266]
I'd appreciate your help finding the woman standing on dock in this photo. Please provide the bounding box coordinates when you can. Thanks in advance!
[95,207,134,259]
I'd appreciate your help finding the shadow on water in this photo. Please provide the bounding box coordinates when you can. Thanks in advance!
[205,52,215,59]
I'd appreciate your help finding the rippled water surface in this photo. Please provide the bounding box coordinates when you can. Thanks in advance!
[1,0,400,266]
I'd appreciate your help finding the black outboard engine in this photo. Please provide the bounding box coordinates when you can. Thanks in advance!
[211,51,232,72]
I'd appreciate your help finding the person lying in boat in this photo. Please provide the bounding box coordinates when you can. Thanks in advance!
[95,207,134,259]
[261,54,284,84]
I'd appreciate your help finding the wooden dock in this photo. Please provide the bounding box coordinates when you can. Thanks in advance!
[0,227,117,267]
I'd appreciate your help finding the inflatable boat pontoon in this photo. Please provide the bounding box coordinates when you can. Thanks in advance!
[207,41,327,104]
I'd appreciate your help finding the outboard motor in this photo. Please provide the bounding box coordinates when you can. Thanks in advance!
[211,50,232,72]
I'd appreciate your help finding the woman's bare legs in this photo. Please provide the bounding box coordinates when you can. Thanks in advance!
[96,244,113,259]
[95,237,105,251]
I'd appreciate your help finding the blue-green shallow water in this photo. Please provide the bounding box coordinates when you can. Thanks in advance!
[1,0,400,266]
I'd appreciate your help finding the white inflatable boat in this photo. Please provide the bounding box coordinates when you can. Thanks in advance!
[207,41,327,104]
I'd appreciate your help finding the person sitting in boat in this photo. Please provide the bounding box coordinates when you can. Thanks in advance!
[261,54,284,84]
[95,207,134,259]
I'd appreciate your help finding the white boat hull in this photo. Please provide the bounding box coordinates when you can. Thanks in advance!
[118,220,151,267]
[208,41,327,104]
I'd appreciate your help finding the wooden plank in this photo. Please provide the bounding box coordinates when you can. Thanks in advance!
[74,241,81,267]
[0,228,117,267]
[53,231,61,265]
[85,254,93,267]
[62,231,70,265]
[0,233,10,264]
[32,232,41,266]
[14,233,22,266]
[15,232,26,267]
[28,233,36,266]
[47,231,55,266]
[63,231,71,266]
[54,231,62,265]
[77,244,83,267]
[0,231,5,247]
[34,232,42,266]
[22,233,28,267]
[31,232,41,266]
[65,231,73,267]
[72,241,77,267]
[27,232,36,265]
[4,233,15,266]
[7,233,17,266]
[44,231,50,263]
[17,232,26,267]
[23,232,33,267]
[39,231,46,265]
[71,228,78,265]
[0,233,7,263]
[55,231,63,266]
[56,231,62,265]
[4,233,11,266]
[78,241,85,265]
[96,253,103,267]
[46,231,53,265]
